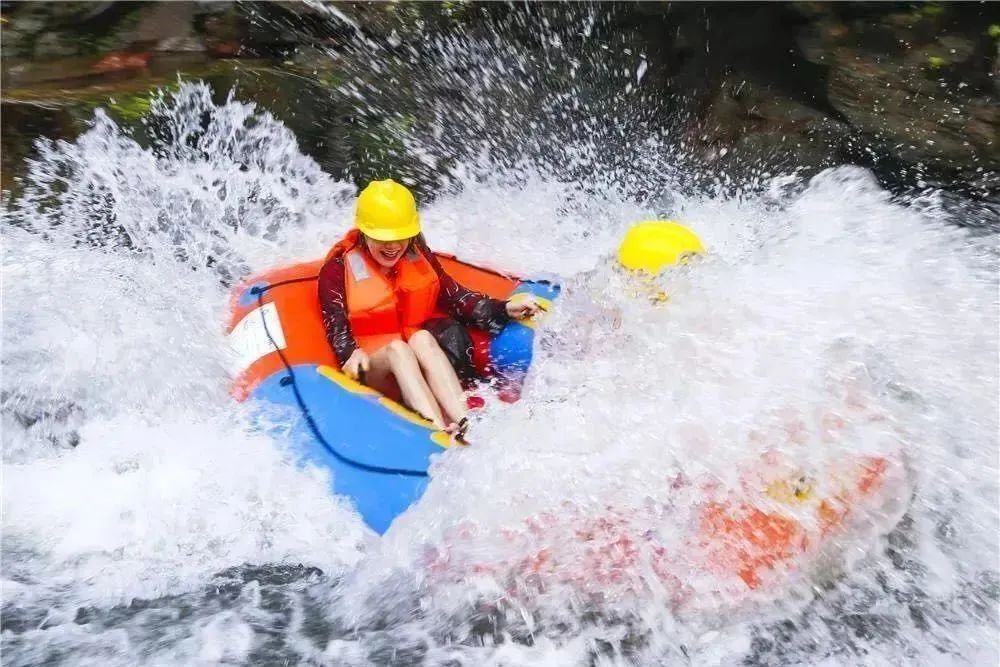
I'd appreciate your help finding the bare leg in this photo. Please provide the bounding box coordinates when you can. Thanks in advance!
[367,340,447,429]
[407,329,468,426]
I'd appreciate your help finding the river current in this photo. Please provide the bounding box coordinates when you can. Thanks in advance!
[2,13,998,666]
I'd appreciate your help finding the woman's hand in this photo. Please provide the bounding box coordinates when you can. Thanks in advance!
[505,296,544,320]
[342,349,370,381]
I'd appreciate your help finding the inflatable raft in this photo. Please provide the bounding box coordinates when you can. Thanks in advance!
[227,252,558,533]
[422,407,912,610]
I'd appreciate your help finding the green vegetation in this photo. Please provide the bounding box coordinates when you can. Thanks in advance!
[106,93,154,123]
[926,55,945,69]
[917,2,944,18]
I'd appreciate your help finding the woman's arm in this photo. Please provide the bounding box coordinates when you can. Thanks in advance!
[417,237,511,334]
[317,255,359,365]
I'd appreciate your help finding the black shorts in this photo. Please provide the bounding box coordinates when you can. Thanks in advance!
[422,317,476,381]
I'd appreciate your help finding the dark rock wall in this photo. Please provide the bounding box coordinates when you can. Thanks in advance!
[625,2,997,195]
[2,1,997,199]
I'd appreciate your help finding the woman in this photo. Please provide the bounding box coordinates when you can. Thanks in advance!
[318,179,541,433]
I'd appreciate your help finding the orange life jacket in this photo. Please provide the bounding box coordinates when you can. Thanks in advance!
[325,229,441,354]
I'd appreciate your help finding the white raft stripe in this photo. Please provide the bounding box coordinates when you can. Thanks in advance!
[228,301,287,371]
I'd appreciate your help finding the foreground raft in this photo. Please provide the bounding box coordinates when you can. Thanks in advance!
[227,252,558,533]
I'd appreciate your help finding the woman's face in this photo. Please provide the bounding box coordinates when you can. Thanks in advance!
[364,236,410,269]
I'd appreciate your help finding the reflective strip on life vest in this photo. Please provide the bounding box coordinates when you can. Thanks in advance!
[346,249,371,282]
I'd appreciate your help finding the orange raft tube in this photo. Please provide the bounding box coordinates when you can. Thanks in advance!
[226,252,559,534]
[423,406,911,605]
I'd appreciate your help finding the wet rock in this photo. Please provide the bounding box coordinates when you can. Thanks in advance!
[0,58,267,194]
[994,34,1000,93]
[44,1,117,26]
[826,48,998,172]
[935,34,977,64]
[3,55,113,87]
[1,1,996,200]
[796,18,852,64]
[658,2,1000,191]
[154,36,206,54]
[0,6,46,59]
[229,1,337,58]
[32,30,78,59]
[197,3,246,57]
[127,1,205,53]
[1,2,142,60]
[691,75,851,178]
[786,3,1000,182]
[3,6,48,36]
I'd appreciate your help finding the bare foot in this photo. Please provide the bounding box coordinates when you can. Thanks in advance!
[442,418,470,442]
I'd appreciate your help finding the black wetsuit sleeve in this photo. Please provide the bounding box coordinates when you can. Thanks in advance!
[317,255,358,365]
[417,237,512,334]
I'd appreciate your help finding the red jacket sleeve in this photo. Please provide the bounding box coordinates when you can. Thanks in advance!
[317,255,358,366]
[417,237,511,334]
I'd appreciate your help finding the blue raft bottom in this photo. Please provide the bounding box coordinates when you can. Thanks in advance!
[248,280,559,534]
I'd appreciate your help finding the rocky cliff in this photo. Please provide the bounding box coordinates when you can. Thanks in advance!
[2,1,996,200]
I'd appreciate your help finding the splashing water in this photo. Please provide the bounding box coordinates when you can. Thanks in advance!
[2,61,997,667]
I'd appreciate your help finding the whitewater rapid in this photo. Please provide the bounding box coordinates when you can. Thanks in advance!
[2,83,997,665]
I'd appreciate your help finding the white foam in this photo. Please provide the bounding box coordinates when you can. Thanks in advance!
[3,82,997,665]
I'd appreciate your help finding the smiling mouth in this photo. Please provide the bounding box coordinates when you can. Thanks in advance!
[380,248,401,260]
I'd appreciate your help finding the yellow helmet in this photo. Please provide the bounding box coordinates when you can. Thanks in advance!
[354,179,422,241]
[617,220,705,274]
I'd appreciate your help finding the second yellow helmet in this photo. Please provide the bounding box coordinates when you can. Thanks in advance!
[355,179,422,241]
[617,220,705,274]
